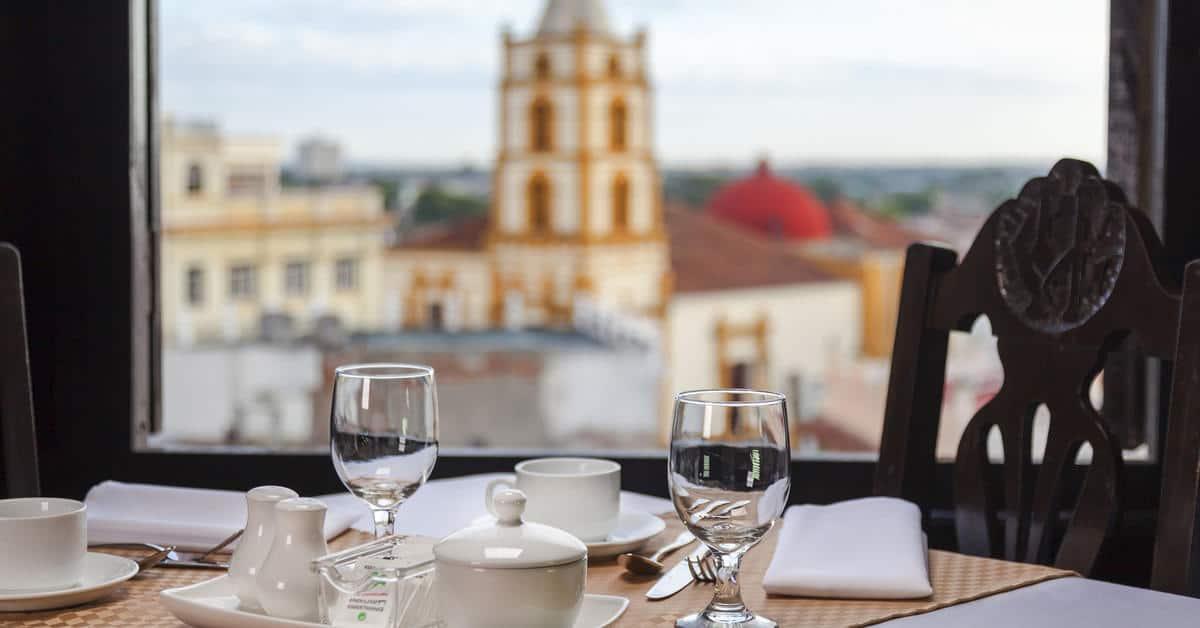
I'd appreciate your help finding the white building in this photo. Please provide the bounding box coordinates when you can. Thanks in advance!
[295,136,344,183]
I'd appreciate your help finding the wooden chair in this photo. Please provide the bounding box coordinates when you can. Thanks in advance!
[873,159,1200,593]
[0,242,39,498]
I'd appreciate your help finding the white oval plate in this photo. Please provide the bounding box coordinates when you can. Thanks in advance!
[0,552,139,612]
[161,574,628,627]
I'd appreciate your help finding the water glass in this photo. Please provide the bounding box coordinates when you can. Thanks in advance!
[669,389,791,628]
[331,364,439,538]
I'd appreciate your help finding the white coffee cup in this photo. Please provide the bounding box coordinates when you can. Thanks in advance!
[485,458,620,542]
[0,498,87,591]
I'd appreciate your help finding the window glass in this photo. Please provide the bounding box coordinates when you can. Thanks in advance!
[609,100,627,151]
[229,264,256,299]
[335,258,358,291]
[151,1,1109,456]
[185,266,204,306]
[530,99,553,152]
[186,163,203,194]
[285,261,309,296]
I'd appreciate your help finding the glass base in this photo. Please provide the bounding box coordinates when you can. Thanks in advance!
[675,612,777,628]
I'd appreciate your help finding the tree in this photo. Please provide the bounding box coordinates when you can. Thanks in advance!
[664,173,730,209]
[411,184,488,224]
[806,177,844,206]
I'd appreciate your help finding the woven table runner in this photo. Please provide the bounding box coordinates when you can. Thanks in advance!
[589,520,1075,627]
[3,523,1073,627]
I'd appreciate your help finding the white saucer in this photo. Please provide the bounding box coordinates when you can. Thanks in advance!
[0,552,139,612]
[160,574,628,627]
[471,510,667,559]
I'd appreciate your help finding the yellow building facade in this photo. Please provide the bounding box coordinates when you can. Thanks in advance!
[389,0,672,330]
[160,119,390,345]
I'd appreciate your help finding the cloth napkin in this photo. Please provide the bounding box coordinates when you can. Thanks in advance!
[85,481,361,551]
[762,497,932,599]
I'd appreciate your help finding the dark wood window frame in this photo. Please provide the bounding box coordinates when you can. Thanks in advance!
[1,3,1195,586]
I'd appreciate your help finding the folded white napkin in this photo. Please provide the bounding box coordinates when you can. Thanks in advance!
[762,497,932,599]
[85,481,361,551]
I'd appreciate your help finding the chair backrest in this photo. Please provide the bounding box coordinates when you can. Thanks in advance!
[0,242,39,498]
[874,159,1200,584]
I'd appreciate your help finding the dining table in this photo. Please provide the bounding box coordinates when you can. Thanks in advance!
[6,473,1200,627]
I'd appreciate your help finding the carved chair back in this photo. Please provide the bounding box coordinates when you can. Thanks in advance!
[874,159,1200,586]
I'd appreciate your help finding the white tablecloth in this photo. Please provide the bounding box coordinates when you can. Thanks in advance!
[882,575,1200,627]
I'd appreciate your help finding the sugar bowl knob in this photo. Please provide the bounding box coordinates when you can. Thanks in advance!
[493,489,526,526]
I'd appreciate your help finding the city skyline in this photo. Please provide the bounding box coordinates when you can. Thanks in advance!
[161,0,1108,167]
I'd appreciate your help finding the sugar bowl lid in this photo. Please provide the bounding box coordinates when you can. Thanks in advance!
[433,489,587,569]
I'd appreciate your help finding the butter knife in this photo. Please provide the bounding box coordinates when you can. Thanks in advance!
[646,545,709,600]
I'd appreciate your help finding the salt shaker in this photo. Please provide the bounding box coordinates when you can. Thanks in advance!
[229,485,298,610]
[256,497,330,622]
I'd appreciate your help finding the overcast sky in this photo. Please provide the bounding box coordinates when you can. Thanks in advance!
[161,0,1108,167]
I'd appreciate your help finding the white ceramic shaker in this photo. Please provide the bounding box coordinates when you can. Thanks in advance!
[228,485,299,610]
[255,497,330,622]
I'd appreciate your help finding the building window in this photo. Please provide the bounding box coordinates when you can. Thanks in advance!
[528,174,551,233]
[185,265,204,306]
[608,54,621,78]
[229,264,257,299]
[609,99,627,151]
[227,170,267,197]
[530,98,554,152]
[613,174,630,232]
[284,261,309,296]
[534,52,550,80]
[186,162,203,194]
[335,258,358,291]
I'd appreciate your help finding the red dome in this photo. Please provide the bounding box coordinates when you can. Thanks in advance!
[708,161,832,240]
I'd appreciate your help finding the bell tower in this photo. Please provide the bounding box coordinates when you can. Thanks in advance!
[489,0,670,328]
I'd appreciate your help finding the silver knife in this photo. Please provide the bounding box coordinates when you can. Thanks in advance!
[646,545,709,600]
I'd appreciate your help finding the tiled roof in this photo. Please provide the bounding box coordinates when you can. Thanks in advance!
[667,207,839,294]
[392,216,489,251]
[828,199,930,249]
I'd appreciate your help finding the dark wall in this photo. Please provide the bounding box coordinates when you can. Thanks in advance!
[0,2,142,498]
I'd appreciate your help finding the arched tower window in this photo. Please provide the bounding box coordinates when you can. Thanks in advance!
[528,173,551,233]
[534,52,551,80]
[609,99,627,151]
[613,174,630,232]
[530,98,554,152]
[607,54,622,78]
[186,162,204,194]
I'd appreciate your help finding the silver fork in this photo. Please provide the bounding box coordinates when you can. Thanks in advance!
[686,550,718,583]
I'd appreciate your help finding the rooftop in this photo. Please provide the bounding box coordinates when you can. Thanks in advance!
[391,216,489,251]
[666,207,839,294]
[537,0,611,36]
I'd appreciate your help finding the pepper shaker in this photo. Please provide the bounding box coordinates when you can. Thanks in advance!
[256,497,330,622]
[229,485,298,610]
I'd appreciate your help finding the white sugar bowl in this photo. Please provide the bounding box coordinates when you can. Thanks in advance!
[434,489,587,628]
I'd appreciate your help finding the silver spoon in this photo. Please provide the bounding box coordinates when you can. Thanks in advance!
[617,531,695,575]
[134,544,176,573]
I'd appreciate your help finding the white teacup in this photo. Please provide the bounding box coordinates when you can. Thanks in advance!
[485,458,620,542]
[0,498,87,591]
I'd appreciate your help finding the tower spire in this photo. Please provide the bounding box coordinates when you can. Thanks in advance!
[537,0,611,36]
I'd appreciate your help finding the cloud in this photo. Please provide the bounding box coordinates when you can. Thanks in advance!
[160,0,1108,164]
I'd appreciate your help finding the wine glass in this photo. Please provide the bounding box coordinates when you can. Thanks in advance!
[331,364,439,538]
[669,389,791,628]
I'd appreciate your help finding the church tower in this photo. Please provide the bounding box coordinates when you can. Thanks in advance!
[489,0,671,328]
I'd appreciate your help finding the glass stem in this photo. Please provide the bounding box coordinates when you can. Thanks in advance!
[704,551,751,621]
[372,507,396,539]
